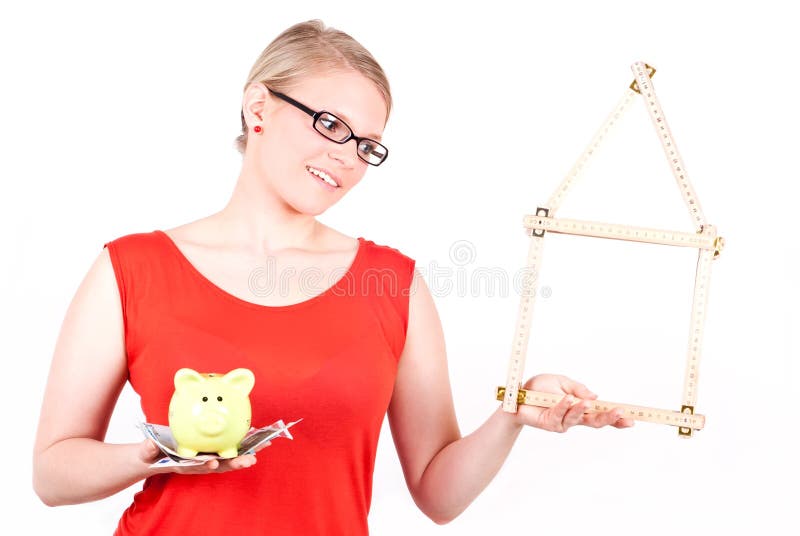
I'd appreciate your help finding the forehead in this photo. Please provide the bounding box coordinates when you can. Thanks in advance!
[289,70,388,138]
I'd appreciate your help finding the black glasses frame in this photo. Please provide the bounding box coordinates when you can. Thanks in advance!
[266,87,388,166]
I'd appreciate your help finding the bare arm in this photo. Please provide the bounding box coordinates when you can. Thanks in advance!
[33,247,150,505]
[387,269,633,525]
[33,247,255,506]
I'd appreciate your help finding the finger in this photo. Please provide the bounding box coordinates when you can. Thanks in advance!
[559,377,597,400]
[613,417,635,428]
[546,394,574,431]
[579,412,604,428]
[233,454,257,468]
[605,409,626,427]
[563,399,589,429]
[581,408,623,428]
[552,394,573,419]
[605,410,636,428]
[221,454,258,472]
[138,439,162,463]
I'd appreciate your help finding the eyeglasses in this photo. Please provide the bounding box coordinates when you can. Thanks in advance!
[267,87,389,166]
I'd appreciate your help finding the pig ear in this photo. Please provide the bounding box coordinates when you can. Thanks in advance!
[174,368,204,392]
[222,368,255,395]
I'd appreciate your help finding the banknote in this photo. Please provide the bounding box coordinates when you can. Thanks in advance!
[137,418,303,468]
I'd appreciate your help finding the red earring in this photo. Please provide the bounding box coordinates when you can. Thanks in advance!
[253,125,262,133]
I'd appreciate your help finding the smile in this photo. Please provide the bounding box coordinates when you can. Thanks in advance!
[306,166,340,188]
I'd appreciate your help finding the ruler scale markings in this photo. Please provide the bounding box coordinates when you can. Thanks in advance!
[503,226,546,412]
[679,239,716,435]
[498,62,723,436]
[632,61,706,230]
[522,215,717,250]
[496,388,706,429]
[548,89,637,212]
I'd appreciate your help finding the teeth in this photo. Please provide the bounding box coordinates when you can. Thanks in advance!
[307,166,338,187]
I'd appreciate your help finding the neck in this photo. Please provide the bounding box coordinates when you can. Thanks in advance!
[212,164,324,256]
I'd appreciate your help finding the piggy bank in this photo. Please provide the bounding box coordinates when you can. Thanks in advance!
[168,368,255,459]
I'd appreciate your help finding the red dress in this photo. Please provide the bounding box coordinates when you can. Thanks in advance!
[105,230,415,535]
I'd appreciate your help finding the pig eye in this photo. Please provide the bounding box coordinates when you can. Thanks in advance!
[202,396,208,402]
[217,396,223,402]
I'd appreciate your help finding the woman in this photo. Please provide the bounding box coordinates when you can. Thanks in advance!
[33,19,633,534]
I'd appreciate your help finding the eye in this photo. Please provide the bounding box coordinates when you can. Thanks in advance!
[217,396,223,402]
[319,115,341,132]
[358,140,375,154]
[202,396,208,402]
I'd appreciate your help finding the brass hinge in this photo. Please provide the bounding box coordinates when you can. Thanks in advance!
[630,63,657,94]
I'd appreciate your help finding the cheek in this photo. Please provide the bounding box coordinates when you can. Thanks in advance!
[352,167,369,184]
[265,123,327,165]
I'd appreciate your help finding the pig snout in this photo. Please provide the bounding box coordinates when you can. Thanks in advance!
[195,408,229,436]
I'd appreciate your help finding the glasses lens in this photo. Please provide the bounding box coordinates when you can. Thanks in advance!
[358,139,388,166]
[314,112,351,143]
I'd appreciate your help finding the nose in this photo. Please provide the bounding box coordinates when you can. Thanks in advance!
[327,141,358,168]
[198,411,227,436]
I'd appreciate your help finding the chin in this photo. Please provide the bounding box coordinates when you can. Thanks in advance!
[279,181,341,215]
[288,198,333,217]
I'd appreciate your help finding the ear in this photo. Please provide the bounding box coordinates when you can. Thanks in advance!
[174,368,204,392]
[242,82,273,129]
[222,368,256,396]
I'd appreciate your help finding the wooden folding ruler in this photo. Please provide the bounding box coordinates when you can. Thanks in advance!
[496,61,724,437]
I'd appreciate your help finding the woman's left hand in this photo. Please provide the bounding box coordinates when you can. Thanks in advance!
[511,374,635,432]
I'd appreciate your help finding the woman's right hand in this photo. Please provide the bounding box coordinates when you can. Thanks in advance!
[138,439,265,475]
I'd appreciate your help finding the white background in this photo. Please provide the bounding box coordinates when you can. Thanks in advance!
[2,1,797,534]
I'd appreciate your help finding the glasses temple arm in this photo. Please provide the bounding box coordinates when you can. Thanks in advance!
[267,88,317,118]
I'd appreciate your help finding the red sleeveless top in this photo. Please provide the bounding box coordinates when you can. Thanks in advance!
[104,230,415,535]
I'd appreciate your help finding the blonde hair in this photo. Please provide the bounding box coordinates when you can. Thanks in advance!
[235,20,392,155]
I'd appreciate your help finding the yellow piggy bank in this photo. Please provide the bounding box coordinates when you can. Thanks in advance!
[168,368,255,459]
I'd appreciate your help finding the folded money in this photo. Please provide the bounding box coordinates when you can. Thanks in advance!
[137,418,302,468]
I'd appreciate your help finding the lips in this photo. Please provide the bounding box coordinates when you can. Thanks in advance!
[306,165,340,188]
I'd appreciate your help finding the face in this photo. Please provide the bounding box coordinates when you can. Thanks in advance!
[242,70,388,216]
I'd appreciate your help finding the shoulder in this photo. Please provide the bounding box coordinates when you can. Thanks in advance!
[360,237,416,269]
[103,230,161,252]
[102,231,166,281]
[357,238,417,307]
